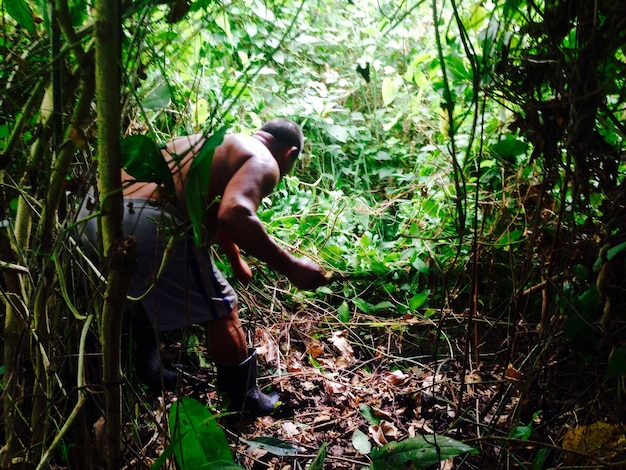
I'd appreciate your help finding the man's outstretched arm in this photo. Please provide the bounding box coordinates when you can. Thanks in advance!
[217,158,328,290]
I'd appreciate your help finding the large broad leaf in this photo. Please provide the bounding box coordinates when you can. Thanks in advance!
[142,83,172,110]
[6,0,35,33]
[240,436,303,456]
[120,135,176,200]
[186,126,228,246]
[169,397,236,469]
[489,137,528,164]
[381,76,401,106]
[409,291,429,311]
[370,435,479,470]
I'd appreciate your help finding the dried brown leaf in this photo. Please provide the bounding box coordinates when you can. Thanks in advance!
[504,363,523,383]
[329,330,355,364]
[369,420,399,446]
[306,341,325,358]
[384,369,409,385]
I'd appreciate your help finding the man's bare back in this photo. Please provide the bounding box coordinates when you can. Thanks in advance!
[122,132,279,236]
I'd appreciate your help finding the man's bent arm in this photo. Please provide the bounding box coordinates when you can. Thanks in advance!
[219,204,296,275]
[217,157,328,289]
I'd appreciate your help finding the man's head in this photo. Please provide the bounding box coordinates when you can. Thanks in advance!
[260,118,304,156]
[260,119,304,176]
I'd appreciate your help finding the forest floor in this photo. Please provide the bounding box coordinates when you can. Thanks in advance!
[115,283,626,470]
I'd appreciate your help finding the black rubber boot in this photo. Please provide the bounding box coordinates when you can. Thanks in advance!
[216,348,279,417]
[131,307,178,391]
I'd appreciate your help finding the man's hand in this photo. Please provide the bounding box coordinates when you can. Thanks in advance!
[287,258,331,290]
[232,256,253,285]
[215,229,254,285]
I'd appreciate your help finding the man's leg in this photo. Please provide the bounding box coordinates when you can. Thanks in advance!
[210,307,279,417]
[131,304,178,390]
[207,307,248,366]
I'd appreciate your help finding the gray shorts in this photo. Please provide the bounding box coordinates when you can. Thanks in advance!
[77,194,237,331]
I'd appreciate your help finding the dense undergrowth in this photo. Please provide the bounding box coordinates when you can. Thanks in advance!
[2,0,626,468]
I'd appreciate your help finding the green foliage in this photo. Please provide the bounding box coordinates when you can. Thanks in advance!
[167,397,241,470]
[308,441,329,469]
[119,135,175,199]
[369,435,479,469]
[186,125,228,245]
[3,0,626,467]
[352,429,372,455]
[562,286,602,356]
[511,410,542,441]
[360,403,381,426]
[240,436,303,456]
[4,0,35,33]
[606,345,626,379]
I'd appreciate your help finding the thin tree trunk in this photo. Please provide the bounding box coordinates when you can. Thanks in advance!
[94,1,135,468]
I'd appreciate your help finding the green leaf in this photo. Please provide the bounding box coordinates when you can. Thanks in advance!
[215,11,233,42]
[6,0,35,33]
[169,397,234,469]
[352,429,372,455]
[381,76,400,106]
[606,241,626,261]
[326,123,349,143]
[193,98,209,126]
[409,291,429,311]
[359,404,380,425]
[489,137,528,163]
[353,298,371,313]
[142,83,171,110]
[563,286,601,356]
[373,301,395,311]
[241,437,303,456]
[120,135,176,200]
[370,260,388,276]
[532,448,548,470]
[308,354,322,369]
[186,126,228,246]
[308,442,328,470]
[511,425,532,441]
[337,301,351,323]
[606,345,626,379]
[411,256,429,274]
[370,435,479,470]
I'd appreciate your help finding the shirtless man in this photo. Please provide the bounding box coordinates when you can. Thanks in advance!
[80,119,329,416]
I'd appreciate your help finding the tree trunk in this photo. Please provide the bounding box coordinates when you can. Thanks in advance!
[94,0,135,468]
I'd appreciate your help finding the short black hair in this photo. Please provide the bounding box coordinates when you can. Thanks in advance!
[260,118,304,156]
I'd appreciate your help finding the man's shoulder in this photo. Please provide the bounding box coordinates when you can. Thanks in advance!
[223,133,273,159]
